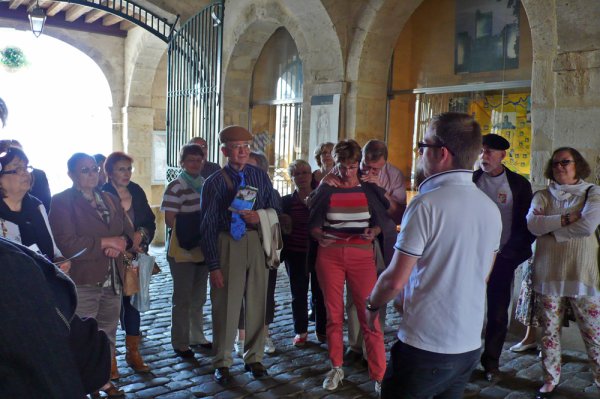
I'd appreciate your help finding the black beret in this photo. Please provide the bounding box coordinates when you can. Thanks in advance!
[482,134,510,150]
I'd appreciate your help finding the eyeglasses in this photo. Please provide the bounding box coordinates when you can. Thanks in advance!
[552,159,575,168]
[228,143,251,151]
[416,141,444,155]
[80,166,101,175]
[0,165,33,175]
[115,166,134,173]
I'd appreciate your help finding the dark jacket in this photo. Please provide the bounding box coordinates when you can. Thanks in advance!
[49,188,134,286]
[102,181,156,244]
[30,168,52,212]
[0,193,57,260]
[473,167,535,264]
[0,238,110,397]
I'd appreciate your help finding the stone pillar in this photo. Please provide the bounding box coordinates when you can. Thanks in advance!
[122,105,166,245]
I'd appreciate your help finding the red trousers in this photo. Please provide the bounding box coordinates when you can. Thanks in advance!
[316,244,386,381]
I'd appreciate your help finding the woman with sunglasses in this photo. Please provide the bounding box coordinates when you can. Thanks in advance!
[0,147,67,268]
[49,152,134,399]
[526,147,600,398]
[102,152,155,378]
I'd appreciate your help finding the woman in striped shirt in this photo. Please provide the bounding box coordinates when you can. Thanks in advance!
[161,144,212,358]
[308,139,387,393]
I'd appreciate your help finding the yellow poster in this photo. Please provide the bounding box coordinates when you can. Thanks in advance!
[470,93,531,178]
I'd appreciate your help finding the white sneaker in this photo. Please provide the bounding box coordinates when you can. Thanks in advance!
[264,337,276,354]
[234,339,244,357]
[322,367,344,391]
[375,381,382,397]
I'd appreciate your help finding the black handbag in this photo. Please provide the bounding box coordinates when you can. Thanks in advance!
[175,211,202,250]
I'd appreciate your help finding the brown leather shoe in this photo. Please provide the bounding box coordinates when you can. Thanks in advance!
[110,354,119,380]
[102,382,125,398]
[214,367,231,384]
[244,362,268,378]
[125,335,150,372]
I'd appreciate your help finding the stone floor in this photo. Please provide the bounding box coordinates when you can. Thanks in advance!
[111,248,600,398]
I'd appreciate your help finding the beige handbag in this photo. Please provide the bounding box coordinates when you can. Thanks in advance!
[167,220,205,263]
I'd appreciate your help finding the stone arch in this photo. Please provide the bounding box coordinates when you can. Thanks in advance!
[221,0,344,150]
[346,0,555,180]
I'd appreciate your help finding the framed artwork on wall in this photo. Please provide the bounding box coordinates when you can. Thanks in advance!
[308,94,340,171]
[455,0,520,73]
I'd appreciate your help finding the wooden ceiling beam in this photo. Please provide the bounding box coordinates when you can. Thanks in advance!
[102,13,122,27]
[65,5,89,22]
[8,0,26,10]
[119,20,137,31]
[46,2,69,16]
[85,9,107,24]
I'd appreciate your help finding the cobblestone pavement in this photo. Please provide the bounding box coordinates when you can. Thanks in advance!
[111,248,600,398]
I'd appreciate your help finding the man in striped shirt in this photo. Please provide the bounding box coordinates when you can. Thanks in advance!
[199,126,280,384]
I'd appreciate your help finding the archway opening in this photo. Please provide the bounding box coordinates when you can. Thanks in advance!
[250,28,303,195]
[387,0,532,187]
[0,27,113,194]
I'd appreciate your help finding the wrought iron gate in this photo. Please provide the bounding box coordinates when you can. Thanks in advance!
[166,1,223,182]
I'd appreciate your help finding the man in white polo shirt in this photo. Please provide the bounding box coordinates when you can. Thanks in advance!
[366,112,502,398]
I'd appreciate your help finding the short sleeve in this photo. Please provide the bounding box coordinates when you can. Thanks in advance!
[160,180,182,213]
[394,199,430,257]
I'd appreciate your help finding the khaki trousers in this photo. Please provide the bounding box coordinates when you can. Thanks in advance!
[76,285,122,355]
[211,231,267,368]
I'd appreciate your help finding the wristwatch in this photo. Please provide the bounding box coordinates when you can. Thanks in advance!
[366,296,379,312]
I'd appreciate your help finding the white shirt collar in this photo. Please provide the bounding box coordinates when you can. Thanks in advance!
[418,170,474,195]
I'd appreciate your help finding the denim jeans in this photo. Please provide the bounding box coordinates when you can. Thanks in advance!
[381,340,480,399]
[120,295,141,335]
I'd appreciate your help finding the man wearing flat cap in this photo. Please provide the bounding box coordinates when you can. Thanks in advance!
[474,133,535,381]
[199,125,280,384]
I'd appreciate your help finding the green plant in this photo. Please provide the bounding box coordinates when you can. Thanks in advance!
[1,46,27,70]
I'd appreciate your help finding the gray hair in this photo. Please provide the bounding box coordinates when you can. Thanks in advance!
[288,159,311,177]
[363,140,388,162]
[249,151,269,173]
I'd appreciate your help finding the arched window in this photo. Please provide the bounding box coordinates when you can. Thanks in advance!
[250,28,303,195]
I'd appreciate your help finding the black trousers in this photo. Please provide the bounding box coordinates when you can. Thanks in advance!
[284,250,326,336]
[481,255,521,371]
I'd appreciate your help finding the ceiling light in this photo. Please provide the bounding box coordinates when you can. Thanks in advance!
[28,1,46,38]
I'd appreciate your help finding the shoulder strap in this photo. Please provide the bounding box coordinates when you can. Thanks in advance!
[584,185,593,204]
[221,168,234,192]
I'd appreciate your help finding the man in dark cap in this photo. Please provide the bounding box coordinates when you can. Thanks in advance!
[199,125,281,384]
[474,133,535,381]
